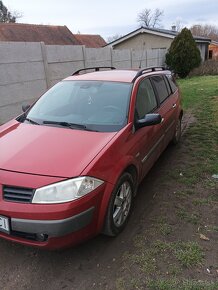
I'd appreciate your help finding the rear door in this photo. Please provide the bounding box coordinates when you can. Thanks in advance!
[150,74,179,147]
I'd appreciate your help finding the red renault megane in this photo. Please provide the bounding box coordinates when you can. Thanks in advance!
[0,67,182,249]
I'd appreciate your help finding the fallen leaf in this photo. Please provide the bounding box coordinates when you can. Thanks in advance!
[200,233,210,241]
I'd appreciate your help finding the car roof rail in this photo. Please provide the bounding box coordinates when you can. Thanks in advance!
[72,66,116,76]
[132,66,167,83]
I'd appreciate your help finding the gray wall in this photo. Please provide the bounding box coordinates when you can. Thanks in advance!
[112,33,173,51]
[0,41,166,123]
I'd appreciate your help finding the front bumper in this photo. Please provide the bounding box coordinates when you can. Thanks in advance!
[11,207,95,238]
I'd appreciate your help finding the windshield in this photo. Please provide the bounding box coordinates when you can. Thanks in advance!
[25,80,132,132]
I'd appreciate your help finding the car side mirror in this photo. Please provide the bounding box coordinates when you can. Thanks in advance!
[135,113,162,130]
[22,104,30,112]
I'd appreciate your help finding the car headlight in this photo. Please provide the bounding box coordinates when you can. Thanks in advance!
[32,176,104,204]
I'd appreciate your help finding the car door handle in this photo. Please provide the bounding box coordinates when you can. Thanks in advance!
[172,104,177,108]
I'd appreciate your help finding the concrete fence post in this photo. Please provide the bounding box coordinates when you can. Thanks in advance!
[158,49,160,66]
[81,45,86,68]
[40,42,51,89]
[130,49,133,68]
[110,47,113,67]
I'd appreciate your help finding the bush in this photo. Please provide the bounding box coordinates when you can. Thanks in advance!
[166,28,201,78]
[189,60,218,76]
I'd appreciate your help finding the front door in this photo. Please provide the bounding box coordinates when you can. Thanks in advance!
[133,78,164,179]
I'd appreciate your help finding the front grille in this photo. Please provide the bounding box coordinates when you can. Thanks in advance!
[3,186,34,203]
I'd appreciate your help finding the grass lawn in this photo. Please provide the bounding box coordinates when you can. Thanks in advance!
[115,76,218,290]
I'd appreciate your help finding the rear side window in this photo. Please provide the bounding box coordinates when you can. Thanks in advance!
[166,74,178,93]
[135,78,157,119]
[151,75,169,103]
[164,75,171,95]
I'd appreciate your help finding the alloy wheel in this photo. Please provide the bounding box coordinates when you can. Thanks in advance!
[113,181,132,227]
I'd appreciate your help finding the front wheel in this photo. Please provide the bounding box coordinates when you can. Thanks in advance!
[102,173,134,236]
[172,117,182,145]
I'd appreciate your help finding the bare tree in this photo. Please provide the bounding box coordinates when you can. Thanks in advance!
[190,24,218,41]
[153,9,164,28]
[137,8,164,28]
[174,19,184,32]
[107,34,122,43]
[0,0,22,23]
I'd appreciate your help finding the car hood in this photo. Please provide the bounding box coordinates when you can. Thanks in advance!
[0,121,117,178]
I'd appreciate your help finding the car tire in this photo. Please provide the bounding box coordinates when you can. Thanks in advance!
[172,117,182,145]
[102,172,134,237]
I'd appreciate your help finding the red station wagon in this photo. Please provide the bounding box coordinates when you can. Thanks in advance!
[0,67,183,249]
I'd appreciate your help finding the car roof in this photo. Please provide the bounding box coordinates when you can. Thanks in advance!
[65,70,137,83]
[64,68,171,83]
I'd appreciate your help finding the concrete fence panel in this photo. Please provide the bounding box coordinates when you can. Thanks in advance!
[48,61,84,84]
[112,49,132,69]
[0,42,48,123]
[0,80,46,123]
[132,50,147,68]
[0,42,42,63]
[0,62,45,86]
[85,48,112,67]
[46,45,84,63]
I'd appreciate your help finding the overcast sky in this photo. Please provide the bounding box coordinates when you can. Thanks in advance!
[4,0,218,40]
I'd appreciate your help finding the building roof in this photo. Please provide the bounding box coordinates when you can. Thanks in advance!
[74,34,107,48]
[107,26,211,47]
[210,40,218,46]
[0,23,80,45]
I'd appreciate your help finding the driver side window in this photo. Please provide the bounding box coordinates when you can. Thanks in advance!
[135,78,157,120]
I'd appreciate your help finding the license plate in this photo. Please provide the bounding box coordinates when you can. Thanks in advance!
[0,215,10,234]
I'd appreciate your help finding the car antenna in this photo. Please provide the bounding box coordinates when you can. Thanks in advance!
[139,42,146,69]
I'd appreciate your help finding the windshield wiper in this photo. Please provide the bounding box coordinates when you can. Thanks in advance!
[42,120,97,131]
[25,117,40,125]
